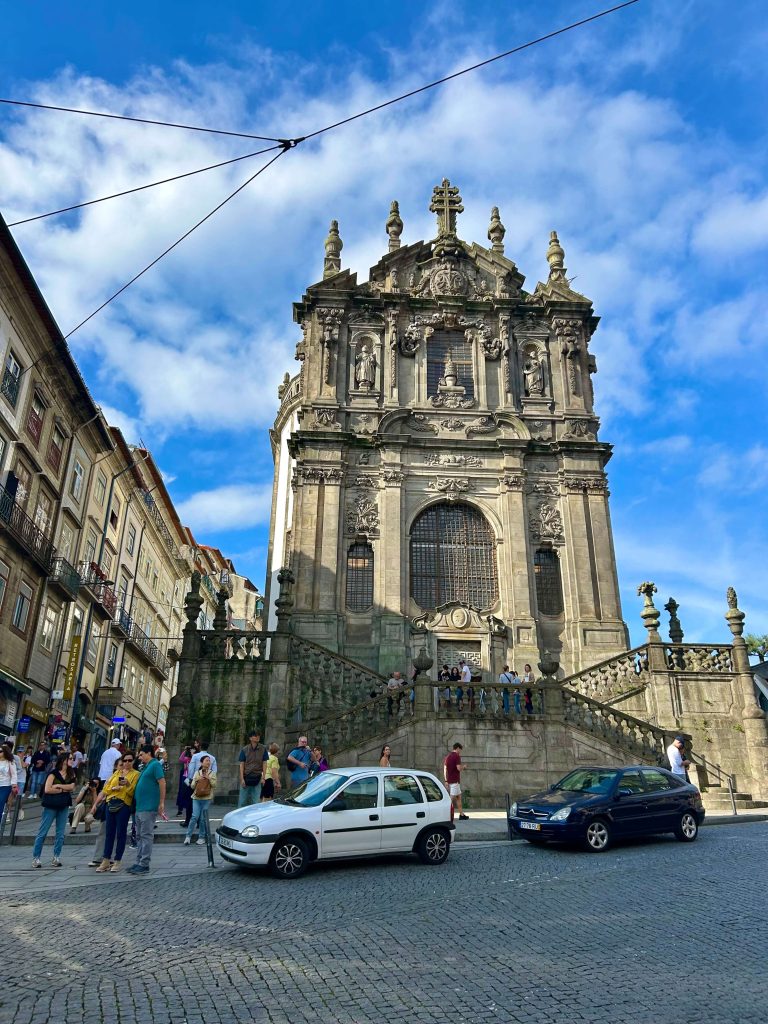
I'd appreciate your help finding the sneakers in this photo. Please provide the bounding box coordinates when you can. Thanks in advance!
[51,857,63,867]
[183,837,191,845]
[126,864,149,874]
[128,840,137,849]
[196,838,206,846]
[32,857,41,869]
[459,814,470,820]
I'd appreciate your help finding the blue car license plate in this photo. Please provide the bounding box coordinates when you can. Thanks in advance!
[520,822,541,831]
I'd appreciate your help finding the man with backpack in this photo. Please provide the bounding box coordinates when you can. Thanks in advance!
[238,730,268,807]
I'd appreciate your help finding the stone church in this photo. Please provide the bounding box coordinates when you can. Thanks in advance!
[265,180,627,679]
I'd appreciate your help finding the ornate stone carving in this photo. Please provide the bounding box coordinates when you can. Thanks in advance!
[317,307,343,385]
[429,178,463,251]
[665,597,684,645]
[323,220,343,279]
[352,475,378,488]
[499,313,512,393]
[410,413,438,434]
[501,474,524,490]
[563,418,595,440]
[531,481,559,495]
[637,582,661,640]
[523,348,545,396]
[346,495,380,535]
[386,200,403,251]
[530,500,564,542]
[296,465,343,484]
[487,206,506,254]
[430,392,475,409]
[430,257,469,298]
[277,372,290,400]
[387,308,398,389]
[425,453,483,468]
[528,419,550,439]
[465,416,499,437]
[314,407,340,430]
[401,320,421,356]
[382,468,405,486]
[440,417,464,431]
[354,339,377,390]
[563,476,607,493]
[554,317,582,394]
[428,477,471,500]
[354,414,377,436]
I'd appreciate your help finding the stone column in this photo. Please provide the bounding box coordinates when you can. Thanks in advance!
[725,588,768,800]
[165,572,204,758]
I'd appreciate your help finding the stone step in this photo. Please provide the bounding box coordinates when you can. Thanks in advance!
[702,793,768,810]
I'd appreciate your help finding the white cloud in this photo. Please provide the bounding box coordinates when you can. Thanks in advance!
[693,189,768,257]
[175,483,273,532]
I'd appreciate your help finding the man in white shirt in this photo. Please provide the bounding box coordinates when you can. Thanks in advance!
[387,672,404,716]
[666,735,691,778]
[187,747,218,780]
[459,660,472,686]
[98,739,123,785]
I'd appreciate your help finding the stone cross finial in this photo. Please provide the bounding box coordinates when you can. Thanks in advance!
[386,200,403,251]
[487,206,506,254]
[725,586,745,638]
[323,219,343,279]
[183,570,204,634]
[429,178,463,239]
[637,581,661,641]
[664,597,684,645]
[546,230,566,282]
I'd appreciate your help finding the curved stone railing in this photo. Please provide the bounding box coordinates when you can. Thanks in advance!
[561,646,650,703]
[664,644,733,673]
[561,687,674,766]
[288,635,387,721]
[199,629,272,661]
[310,691,402,753]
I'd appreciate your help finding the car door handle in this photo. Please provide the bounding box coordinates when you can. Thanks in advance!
[369,814,379,821]
[416,811,425,818]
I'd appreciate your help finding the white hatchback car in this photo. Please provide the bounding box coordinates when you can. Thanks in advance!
[216,766,455,878]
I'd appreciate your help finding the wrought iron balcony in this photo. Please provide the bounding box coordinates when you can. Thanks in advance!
[1,367,20,407]
[78,561,118,618]
[49,556,80,600]
[124,616,171,678]
[113,604,132,638]
[0,483,55,572]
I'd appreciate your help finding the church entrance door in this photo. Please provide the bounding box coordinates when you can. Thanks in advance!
[435,641,482,676]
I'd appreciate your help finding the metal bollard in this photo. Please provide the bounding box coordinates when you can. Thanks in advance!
[0,793,23,845]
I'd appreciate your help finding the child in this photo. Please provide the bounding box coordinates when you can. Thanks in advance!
[261,743,281,801]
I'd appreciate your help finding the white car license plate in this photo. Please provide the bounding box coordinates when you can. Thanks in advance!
[218,835,234,849]
[520,821,541,831]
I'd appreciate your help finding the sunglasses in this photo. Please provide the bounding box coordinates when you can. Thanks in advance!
[123,757,135,762]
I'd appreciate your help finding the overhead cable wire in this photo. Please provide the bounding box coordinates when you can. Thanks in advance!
[64,146,289,339]
[0,95,283,142]
[7,143,283,226]
[299,0,641,142]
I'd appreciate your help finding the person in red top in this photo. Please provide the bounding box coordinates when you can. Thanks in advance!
[443,742,469,820]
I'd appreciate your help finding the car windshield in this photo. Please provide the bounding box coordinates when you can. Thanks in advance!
[281,772,348,807]
[554,769,620,794]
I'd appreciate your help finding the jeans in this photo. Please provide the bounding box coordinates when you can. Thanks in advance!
[29,771,46,796]
[238,783,261,808]
[513,690,522,715]
[102,803,132,862]
[134,810,157,868]
[0,785,12,823]
[33,807,69,859]
[187,799,211,839]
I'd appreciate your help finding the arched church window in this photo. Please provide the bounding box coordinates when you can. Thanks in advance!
[534,547,564,616]
[410,502,497,609]
[427,331,475,400]
[346,542,374,611]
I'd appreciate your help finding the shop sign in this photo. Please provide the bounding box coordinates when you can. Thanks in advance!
[23,699,49,723]
[63,636,82,700]
[17,716,31,732]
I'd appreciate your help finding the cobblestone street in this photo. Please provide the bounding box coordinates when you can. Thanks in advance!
[3,823,767,1024]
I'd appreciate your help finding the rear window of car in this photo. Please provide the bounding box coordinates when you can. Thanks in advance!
[418,776,444,802]
[384,774,424,805]
[643,769,674,792]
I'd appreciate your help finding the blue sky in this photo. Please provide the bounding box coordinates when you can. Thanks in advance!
[1,0,766,648]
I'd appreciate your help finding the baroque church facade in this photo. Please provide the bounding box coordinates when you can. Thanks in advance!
[265,180,629,680]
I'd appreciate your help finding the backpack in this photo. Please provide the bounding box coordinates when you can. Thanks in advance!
[194,773,212,799]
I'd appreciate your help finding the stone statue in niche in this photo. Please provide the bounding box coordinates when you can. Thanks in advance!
[355,340,377,390]
[523,349,545,396]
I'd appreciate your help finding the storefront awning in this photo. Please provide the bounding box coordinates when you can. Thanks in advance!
[0,669,33,695]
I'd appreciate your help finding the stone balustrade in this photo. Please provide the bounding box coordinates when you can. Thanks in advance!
[663,644,733,673]
[561,645,650,702]
[560,687,673,766]
[199,629,272,661]
[287,635,387,722]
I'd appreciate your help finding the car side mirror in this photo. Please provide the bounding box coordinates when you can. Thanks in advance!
[548,784,557,792]
[616,788,633,798]
[324,798,347,812]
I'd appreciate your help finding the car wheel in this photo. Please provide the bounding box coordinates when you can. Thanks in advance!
[675,811,699,843]
[416,828,450,865]
[270,836,309,879]
[584,818,611,852]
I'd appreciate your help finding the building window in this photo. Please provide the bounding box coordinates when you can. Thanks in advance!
[47,425,66,473]
[101,549,114,578]
[40,604,60,652]
[94,469,107,506]
[118,572,129,610]
[110,496,121,530]
[26,392,46,445]
[0,434,6,472]
[2,349,22,407]
[14,461,31,510]
[106,642,118,681]
[70,459,84,501]
[346,542,374,611]
[0,559,9,614]
[12,582,33,632]
[33,489,54,537]
[410,502,498,610]
[69,605,84,641]
[58,521,75,562]
[84,526,98,566]
[126,522,137,555]
[151,569,159,593]
[427,331,475,400]
[534,548,564,616]
[86,630,99,666]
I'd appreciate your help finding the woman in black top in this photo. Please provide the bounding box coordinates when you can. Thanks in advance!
[32,752,75,868]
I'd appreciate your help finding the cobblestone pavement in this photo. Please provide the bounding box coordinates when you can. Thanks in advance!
[2,824,767,1024]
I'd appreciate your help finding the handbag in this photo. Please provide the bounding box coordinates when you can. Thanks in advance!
[93,802,107,822]
[41,791,71,810]
[107,797,125,813]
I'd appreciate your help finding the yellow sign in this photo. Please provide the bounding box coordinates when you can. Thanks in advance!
[23,699,48,723]
[63,637,82,700]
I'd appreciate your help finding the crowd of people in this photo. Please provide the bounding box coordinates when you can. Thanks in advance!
[434,661,542,715]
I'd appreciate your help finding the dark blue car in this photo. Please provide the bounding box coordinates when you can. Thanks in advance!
[508,765,705,852]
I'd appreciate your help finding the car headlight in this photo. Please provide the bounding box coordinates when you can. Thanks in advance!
[240,825,260,838]
[509,802,518,817]
[550,807,571,822]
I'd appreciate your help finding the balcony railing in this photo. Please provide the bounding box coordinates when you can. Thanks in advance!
[0,483,55,572]
[78,561,117,617]
[105,659,116,682]
[138,488,185,568]
[50,556,80,600]
[118,606,170,677]
[1,367,20,407]
[113,604,132,637]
